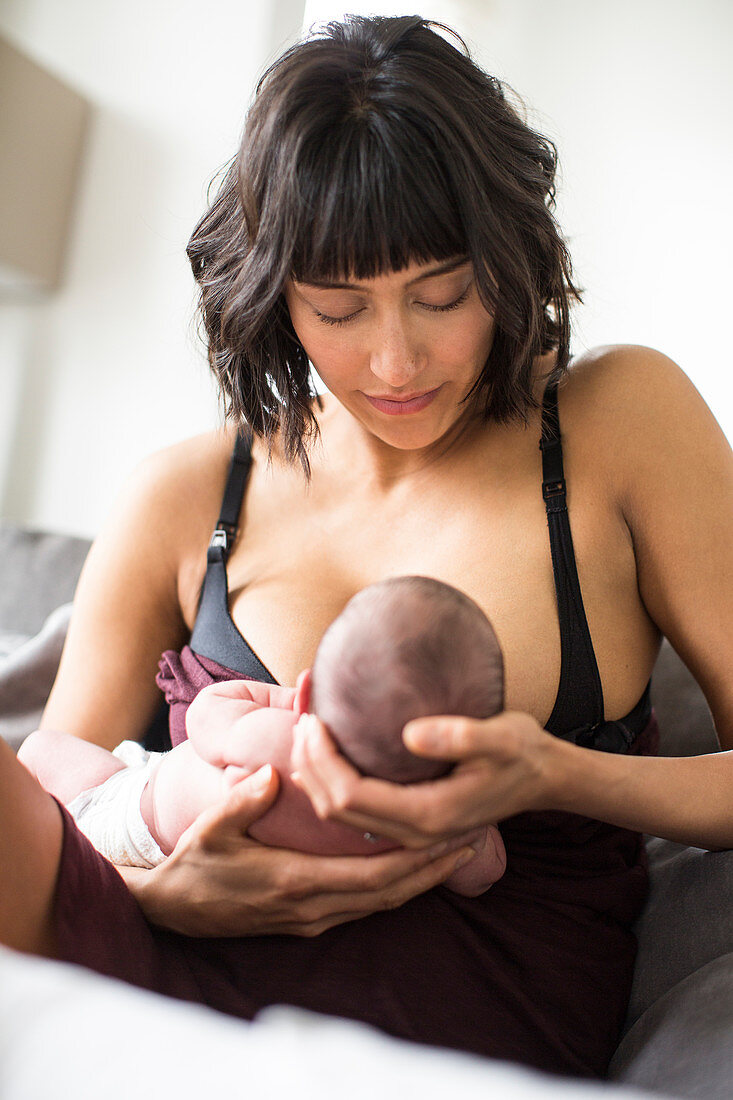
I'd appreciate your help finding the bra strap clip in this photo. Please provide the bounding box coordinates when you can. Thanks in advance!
[209,523,238,556]
[542,478,566,501]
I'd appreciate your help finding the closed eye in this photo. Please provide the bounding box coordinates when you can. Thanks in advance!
[418,289,470,314]
[315,307,365,327]
[315,288,471,327]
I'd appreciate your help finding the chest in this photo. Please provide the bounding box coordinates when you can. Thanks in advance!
[217,444,648,726]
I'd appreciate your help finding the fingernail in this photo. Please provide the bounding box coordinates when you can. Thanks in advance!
[454,847,477,870]
[252,764,273,791]
[427,833,465,858]
[405,722,441,751]
[427,839,449,857]
[300,713,314,737]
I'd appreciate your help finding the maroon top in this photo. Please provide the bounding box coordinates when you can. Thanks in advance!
[52,644,658,1079]
[155,646,232,748]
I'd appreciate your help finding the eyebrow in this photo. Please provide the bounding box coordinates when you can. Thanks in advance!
[297,256,470,291]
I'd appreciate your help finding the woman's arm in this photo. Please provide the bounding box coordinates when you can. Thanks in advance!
[553,347,733,844]
[40,443,199,749]
[293,349,733,851]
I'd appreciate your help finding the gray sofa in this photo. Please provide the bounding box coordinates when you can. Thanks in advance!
[0,520,731,1099]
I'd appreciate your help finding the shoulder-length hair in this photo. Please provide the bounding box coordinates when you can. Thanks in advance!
[187,14,581,474]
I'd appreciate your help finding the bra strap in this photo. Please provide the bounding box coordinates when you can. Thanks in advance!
[191,427,258,669]
[208,428,253,563]
[540,379,606,739]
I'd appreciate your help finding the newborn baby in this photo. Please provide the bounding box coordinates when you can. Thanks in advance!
[21,575,506,897]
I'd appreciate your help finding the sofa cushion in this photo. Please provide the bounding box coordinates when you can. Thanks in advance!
[0,523,90,636]
[0,604,73,750]
[625,838,733,1029]
[651,640,718,757]
[610,953,733,1098]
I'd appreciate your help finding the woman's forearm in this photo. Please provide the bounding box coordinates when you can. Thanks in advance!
[547,739,733,850]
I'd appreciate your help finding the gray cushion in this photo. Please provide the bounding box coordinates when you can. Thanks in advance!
[610,954,733,1098]
[651,640,718,757]
[0,604,73,750]
[0,522,91,636]
[610,839,733,1096]
[627,839,733,1029]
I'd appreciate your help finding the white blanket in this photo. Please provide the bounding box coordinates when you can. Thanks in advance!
[0,947,671,1100]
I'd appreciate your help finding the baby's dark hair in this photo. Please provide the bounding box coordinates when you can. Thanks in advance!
[309,576,503,782]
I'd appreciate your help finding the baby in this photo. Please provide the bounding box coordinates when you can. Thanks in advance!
[20,576,506,897]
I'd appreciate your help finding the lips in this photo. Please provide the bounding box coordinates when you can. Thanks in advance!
[363,386,442,415]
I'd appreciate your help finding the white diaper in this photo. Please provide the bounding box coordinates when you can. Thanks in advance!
[66,741,166,868]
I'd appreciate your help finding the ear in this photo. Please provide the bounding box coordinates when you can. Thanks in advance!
[293,668,312,717]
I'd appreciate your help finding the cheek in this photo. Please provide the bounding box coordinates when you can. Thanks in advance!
[445,314,495,372]
[293,323,366,379]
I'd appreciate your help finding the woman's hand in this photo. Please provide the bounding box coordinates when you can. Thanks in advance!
[120,765,478,937]
[292,711,560,848]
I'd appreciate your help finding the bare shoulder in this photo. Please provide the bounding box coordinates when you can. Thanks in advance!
[127,427,238,516]
[556,344,727,485]
[100,426,241,624]
[560,344,702,428]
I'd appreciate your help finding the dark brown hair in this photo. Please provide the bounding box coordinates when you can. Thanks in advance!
[187,14,581,473]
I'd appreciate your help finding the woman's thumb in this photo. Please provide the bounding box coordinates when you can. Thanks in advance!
[219,764,280,830]
[403,717,460,757]
[404,715,506,759]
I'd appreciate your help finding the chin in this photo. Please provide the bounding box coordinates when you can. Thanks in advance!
[369,414,463,451]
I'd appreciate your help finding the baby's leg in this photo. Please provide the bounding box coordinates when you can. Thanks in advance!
[17,729,125,806]
[0,735,64,956]
[444,825,507,897]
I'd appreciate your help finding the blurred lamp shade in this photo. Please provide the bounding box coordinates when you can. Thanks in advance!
[0,35,89,292]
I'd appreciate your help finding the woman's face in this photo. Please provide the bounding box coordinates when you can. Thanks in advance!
[283,257,496,451]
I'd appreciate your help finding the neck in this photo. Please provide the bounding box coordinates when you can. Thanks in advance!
[320,394,486,493]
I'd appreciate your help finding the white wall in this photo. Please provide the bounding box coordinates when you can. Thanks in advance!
[0,0,305,537]
[304,0,733,440]
[2,0,731,537]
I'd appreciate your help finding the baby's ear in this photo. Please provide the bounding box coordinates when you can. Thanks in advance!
[293,668,312,717]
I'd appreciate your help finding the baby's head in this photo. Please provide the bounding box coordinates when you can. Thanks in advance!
[309,576,503,783]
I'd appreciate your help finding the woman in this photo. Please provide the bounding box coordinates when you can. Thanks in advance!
[3,13,732,1080]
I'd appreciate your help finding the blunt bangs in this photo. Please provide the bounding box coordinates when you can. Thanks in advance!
[287,112,467,285]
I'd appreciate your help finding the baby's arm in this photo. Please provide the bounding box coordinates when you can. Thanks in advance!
[444,825,506,897]
[17,728,126,804]
[142,680,301,855]
[185,680,297,767]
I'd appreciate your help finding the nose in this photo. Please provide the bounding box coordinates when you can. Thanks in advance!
[369,315,426,390]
